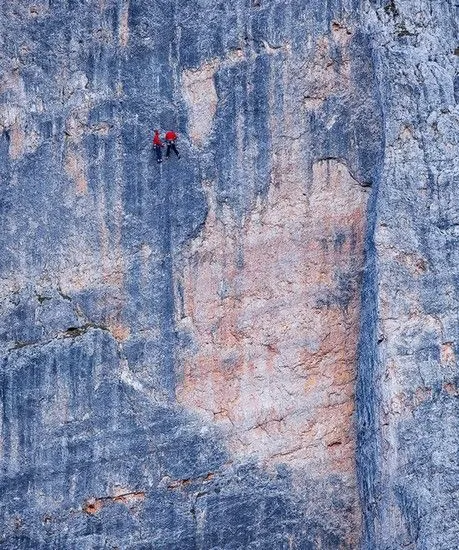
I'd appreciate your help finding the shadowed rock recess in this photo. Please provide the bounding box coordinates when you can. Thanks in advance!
[0,1,457,549]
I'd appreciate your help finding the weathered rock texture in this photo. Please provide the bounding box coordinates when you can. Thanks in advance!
[358,2,459,549]
[0,0,457,549]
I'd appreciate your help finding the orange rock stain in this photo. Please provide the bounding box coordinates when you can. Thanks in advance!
[176,159,369,478]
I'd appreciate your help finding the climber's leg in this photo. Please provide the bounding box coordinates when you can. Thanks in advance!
[172,143,180,159]
[155,145,162,164]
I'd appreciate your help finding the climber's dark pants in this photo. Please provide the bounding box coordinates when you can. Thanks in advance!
[154,145,162,163]
[166,140,179,158]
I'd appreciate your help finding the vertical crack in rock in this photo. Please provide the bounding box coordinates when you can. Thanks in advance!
[357,1,459,548]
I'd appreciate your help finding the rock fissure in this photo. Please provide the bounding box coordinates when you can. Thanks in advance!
[83,491,146,515]
[7,323,121,353]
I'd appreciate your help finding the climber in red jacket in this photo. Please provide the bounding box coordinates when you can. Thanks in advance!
[153,130,164,164]
[165,130,180,159]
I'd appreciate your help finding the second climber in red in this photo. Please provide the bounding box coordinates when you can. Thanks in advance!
[165,130,180,159]
[153,130,164,164]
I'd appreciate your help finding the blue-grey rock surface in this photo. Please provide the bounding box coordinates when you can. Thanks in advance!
[0,0,457,548]
[358,1,459,549]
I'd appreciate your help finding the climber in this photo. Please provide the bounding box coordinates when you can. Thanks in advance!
[153,130,164,164]
[165,130,180,159]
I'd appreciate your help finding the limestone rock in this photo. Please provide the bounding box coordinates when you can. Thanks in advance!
[0,1,457,548]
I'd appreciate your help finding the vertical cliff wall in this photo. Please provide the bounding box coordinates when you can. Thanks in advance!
[358,1,459,548]
[0,1,457,549]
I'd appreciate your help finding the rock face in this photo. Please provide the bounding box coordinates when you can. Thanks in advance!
[358,2,459,549]
[0,1,456,549]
